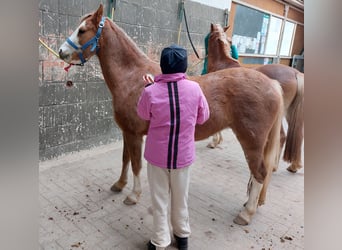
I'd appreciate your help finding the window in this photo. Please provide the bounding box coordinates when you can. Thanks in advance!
[232,5,269,55]
[264,16,282,55]
[232,3,296,58]
[280,21,295,56]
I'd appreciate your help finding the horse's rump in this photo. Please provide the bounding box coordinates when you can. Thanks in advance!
[255,64,298,109]
[189,67,282,141]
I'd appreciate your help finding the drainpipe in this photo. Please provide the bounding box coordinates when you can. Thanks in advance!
[274,4,289,64]
[224,8,229,27]
[107,0,117,20]
[177,0,185,44]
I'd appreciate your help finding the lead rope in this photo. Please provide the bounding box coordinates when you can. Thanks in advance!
[39,38,74,87]
[38,38,74,72]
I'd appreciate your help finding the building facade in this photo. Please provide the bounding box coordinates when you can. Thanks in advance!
[38,0,227,160]
[227,0,304,69]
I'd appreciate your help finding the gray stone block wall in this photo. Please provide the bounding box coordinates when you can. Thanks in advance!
[39,0,226,160]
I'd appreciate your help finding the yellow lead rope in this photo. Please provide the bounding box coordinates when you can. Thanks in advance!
[39,38,60,59]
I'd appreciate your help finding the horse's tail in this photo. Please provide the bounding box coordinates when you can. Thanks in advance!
[283,72,304,163]
[258,80,284,205]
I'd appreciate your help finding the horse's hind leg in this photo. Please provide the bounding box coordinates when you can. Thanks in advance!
[284,73,304,173]
[233,118,279,225]
[286,112,304,173]
[273,124,286,172]
[122,133,143,205]
[287,157,303,173]
[111,136,130,192]
[232,139,266,225]
[258,164,272,206]
[235,147,275,224]
[234,174,263,226]
[233,123,281,225]
[285,125,303,173]
[260,103,283,205]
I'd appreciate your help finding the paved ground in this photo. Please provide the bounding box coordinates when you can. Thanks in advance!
[39,129,304,250]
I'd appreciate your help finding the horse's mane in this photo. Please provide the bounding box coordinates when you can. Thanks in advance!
[105,18,152,61]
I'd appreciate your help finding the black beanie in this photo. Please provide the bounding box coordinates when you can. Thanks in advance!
[160,45,188,74]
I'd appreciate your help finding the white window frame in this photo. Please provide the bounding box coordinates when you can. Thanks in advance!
[232,1,301,59]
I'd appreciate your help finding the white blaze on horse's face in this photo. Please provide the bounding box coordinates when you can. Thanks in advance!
[58,21,87,64]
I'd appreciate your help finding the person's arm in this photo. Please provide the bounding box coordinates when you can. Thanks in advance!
[196,89,210,124]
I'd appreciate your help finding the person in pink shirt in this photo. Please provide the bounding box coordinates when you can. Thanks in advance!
[137,45,210,250]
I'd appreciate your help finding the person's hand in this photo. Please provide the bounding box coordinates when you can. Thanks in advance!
[142,73,154,84]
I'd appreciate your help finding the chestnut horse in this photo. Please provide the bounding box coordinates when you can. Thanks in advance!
[58,5,284,225]
[208,23,304,173]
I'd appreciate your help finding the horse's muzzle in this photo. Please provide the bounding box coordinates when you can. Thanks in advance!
[59,49,69,61]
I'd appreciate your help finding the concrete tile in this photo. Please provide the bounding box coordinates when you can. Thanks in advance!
[39,129,304,249]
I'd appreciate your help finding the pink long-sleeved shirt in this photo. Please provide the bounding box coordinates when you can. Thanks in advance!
[137,73,210,169]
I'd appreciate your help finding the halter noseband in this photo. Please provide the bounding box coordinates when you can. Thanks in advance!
[66,16,106,66]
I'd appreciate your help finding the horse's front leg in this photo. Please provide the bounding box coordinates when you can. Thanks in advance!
[206,131,223,148]
[123,133,143,205]
[111,136,130,192]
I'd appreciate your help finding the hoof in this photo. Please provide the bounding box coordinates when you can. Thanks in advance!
[123,195,138,205]
[287,163,303,173]
[272,166,278,172]
[206,143,217,149]
[286,166,298,173]
[258,199,265,206]
[110,183,123,192]
[233,213,249,226]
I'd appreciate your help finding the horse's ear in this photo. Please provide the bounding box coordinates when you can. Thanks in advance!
[210,23,215,32]
[93,4,104,25]
[223,25,230,32]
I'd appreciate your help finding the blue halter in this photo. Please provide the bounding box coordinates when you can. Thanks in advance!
[66,16,106,65]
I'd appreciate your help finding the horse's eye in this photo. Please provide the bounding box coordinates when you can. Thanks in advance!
[78,29,85,35]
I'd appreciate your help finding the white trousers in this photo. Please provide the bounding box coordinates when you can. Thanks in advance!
[147,163,191,248]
